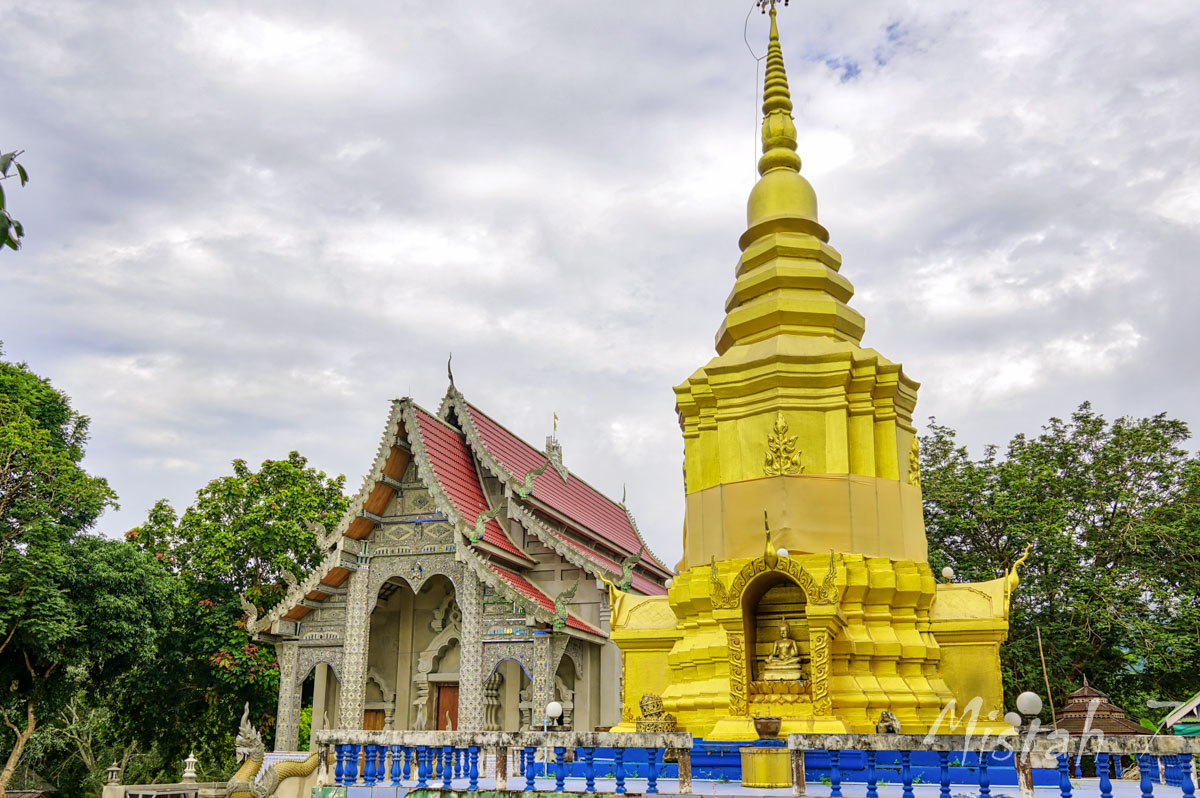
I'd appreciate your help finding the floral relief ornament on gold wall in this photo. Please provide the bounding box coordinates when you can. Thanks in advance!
[908,438,921,488]
[763,410,803,476]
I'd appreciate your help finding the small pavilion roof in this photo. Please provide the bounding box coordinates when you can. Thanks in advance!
[1161,690,1200,729]
[1050,678,1147,736]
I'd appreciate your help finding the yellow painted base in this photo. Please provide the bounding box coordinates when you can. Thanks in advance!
[611,550,1021,740]
[740,747,792,788]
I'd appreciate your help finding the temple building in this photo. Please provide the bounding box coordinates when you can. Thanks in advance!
[608,7,1023,739]
[253,385,671,750]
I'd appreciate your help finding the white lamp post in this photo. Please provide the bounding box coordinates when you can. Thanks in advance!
[1012,692,1043,798]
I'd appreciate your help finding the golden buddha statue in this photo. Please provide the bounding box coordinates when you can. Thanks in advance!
[761,620,803,682]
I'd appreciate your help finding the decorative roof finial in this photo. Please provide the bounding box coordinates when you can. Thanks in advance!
[757,0,801,176]
[757,0,789,11]
[447,353,454,387]
[763,510,778,569]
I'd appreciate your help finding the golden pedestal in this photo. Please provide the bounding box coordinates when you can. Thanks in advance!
[740,746,792,788]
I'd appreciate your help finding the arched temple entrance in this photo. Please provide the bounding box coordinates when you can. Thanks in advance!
[364,573,462,730]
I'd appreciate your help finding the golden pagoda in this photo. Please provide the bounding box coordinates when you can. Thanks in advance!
[609,5,1024,740]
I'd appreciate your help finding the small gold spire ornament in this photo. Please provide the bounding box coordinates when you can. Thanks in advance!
[757,0,789,11]
[763,410,803,476]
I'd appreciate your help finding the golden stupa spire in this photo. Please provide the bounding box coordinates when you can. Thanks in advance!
[758,5,802,176]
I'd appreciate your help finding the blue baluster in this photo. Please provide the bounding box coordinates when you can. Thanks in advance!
[345,739,357,782]
[415,746,428,789]
[1181,755,1196,798]
[441,745,453,788]
[525,747,537,792]
[335,744,347,786]
[979,749,991,798]
[468,746,480,791]
[554,747,567,792]
[938,750,951,798]
[830,750,843,798]
[1057,753,1073,798]
[1075,755,1083,780]
[403,746,412,780]
[864,750,878,798]
[1098,752,1113,798]
[647,747,660,794]
[365,743,379,785]
[457,748,465,779]
[1138,754,1155,798]
[583,747,596,793]
[388,745,400,786]
[615,747,626,795]
[901,750,914,798]
[378,745,387,784]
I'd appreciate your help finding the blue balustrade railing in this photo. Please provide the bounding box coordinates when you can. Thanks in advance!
[312,728,1198,796]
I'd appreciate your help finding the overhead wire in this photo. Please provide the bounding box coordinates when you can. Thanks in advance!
[744,0,766,178]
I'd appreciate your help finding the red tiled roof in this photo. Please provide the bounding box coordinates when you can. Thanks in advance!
[410,407,523,559]
[554,532,667,596]
[459,402,670,576]
[490,564,606,637]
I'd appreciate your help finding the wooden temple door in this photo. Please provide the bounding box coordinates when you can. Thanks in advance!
[436,685,459,730]
[357,710,386,771]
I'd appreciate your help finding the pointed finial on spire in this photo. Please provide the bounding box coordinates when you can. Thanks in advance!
[447,353,454,387]
[757,1,802,176]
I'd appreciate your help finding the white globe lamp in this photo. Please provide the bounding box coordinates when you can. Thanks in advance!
[546,701,563,720]
[664,578,673,589]
[1016,691,1043,717]
[777,548,789,559]
[941,566,955,580]
[1004,711,1023,728]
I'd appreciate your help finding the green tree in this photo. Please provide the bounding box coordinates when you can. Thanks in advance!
[0,150,29,251]
[920,402,1200,717]
[0,350,176,798]
[123,453,347,766]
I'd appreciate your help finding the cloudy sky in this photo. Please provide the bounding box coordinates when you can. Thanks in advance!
[3,0,1199,567]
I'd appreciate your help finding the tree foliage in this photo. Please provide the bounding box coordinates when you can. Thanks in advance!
[0,150,29,251]
[0,351,174,798]
[122,453,347,767]
[921,402,1200,718]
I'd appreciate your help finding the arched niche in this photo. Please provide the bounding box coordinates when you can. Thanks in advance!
[740,570,810,683]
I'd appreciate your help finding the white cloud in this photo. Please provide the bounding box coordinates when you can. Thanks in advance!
[3,0,1200,567]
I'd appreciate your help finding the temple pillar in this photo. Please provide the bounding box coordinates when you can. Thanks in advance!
[599,640,621,728]
[336,560,372,729]
[502,661,521,731]
[393,588,414,729]
[274,641,301,751]
[310,663,329,751]
[531,633,553,728]
[457,574,485,730]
